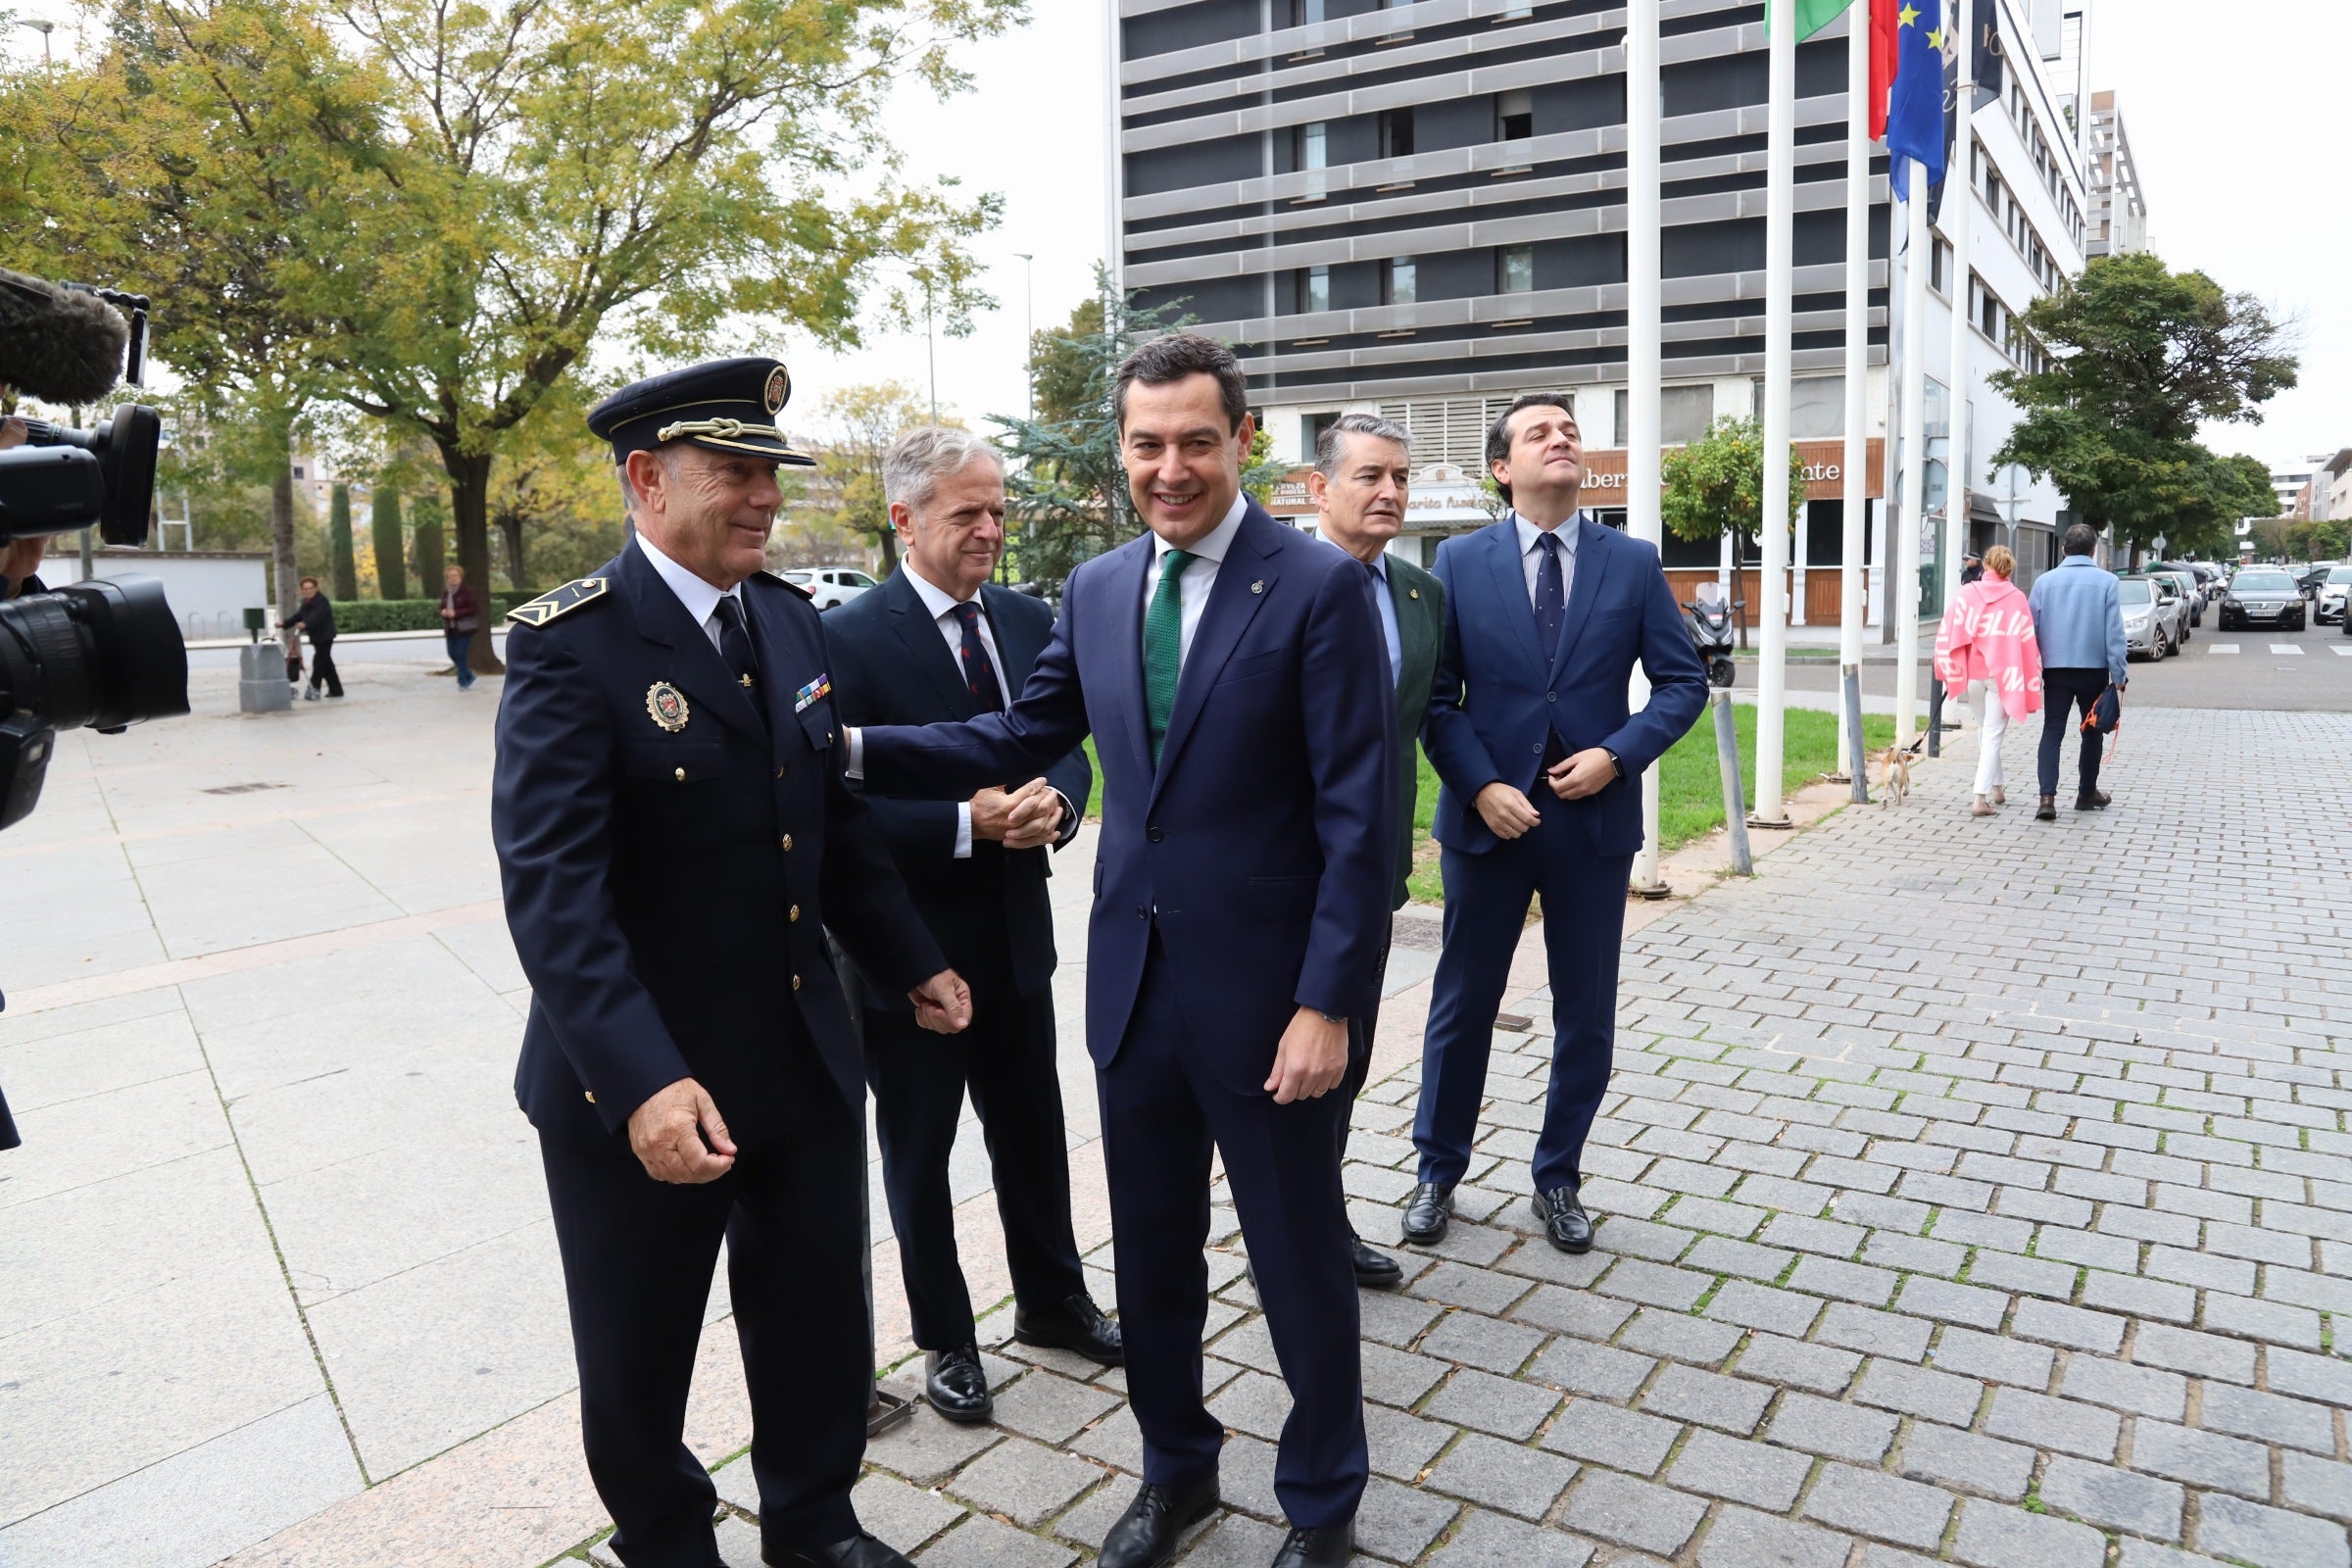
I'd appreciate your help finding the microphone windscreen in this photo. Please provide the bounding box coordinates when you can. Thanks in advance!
[0,267,129,406]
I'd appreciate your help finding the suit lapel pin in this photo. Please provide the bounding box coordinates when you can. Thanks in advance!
[646,681,690,733]
[1250,579,1265,595]
[1410,587,1421,599]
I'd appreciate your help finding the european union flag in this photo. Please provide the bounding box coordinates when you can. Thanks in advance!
[1886,0,1947,201]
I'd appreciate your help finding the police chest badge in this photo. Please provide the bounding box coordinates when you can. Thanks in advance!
[645,681,690,733]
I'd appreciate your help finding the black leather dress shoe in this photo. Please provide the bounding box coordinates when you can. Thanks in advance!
[1270,1520,1354,1567]
[2075,788,2111,809]
[1400,1181,1454,1245]
[764,1530,913,1567]
[1350,1235,1402,1289]
[1013,1293,1124,1365]
[1098,1477,1219,1568]
[1532,1185,1594,1253]
[924,1345,993,1425]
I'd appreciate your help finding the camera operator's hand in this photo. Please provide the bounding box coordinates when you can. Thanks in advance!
[0,416,24,451]
[1,536,46,600]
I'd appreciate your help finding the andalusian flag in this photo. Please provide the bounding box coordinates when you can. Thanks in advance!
[1786,0,1856,36]
[1885,0,1948,200]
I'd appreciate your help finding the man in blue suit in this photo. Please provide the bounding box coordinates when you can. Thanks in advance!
[1404,393,1708,1255]
[846,334,1393,1568]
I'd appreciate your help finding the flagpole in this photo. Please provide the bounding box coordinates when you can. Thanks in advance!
[1752,0,1796,826]
[1627,0,1667,896]
[1894,165,1929,748]
[1837,1,1870,771]
[1943,67,1974,632]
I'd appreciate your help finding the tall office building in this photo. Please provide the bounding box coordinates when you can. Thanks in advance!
[2082,90,2146,258]
[1111,0,2096,629]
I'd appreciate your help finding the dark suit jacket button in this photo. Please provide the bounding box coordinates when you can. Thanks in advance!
[1546,692,1557,703]
[1148,825,1165,843]
[1135,905,1148,918]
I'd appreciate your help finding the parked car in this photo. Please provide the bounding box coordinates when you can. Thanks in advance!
[2119,575,2184,660]
[2295,563,2337,601]
[781,565,880,611]
[2147,565,2201,633]
[2316,565,2352,625]
[2218,566,2307,631]
[2187,563,2227,602]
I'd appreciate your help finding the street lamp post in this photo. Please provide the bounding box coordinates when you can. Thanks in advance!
[1013,252,1035,425]
[920,271,938,422]
[19,19,53,63]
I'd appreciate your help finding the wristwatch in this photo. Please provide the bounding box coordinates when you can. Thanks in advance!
[1602,748,1625,780]
[1316,1009,1347,1025]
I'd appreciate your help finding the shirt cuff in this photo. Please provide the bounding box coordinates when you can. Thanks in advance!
[1051,790,1080,849]
[954,802,973,859]
[845,726,863,778]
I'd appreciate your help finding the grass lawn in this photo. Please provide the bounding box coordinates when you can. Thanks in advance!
[1082,707,1894,906]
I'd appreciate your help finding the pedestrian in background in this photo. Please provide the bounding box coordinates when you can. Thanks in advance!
[1936,544,2041,817]
[2027,522,2127,820]
[439,564,480,690]
[279,575,343,701]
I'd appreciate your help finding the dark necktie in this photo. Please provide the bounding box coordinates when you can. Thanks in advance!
[1534,534,1568,767]
[1145,549,1193,767]
[712,597,768,731]
[951,601,1004,712]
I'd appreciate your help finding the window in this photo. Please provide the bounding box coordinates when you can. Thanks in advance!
[1292,0,1323,24]
[1296,122,1327,172]
[1379,108,1415,159]
[1304,412,1341,453]
[1297,266,1330,314]
[1495,88,1533,142]
[1383,256,1418,306]
[292,465,307,479]
[1661,385,1715,445]
[1930,238,1950,295]
[1498,244,1534,293]
[1612,389,1628,446]
[1789,375,1843,439]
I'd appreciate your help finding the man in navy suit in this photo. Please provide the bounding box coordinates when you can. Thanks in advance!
[845,335,1393,1568]
[824,426,1118,1428]
[1404,393,1707,1255]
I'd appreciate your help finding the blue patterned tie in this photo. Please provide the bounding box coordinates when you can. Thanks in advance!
[1534,532,1565,660]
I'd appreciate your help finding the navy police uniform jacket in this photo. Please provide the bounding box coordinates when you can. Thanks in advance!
[492,543,946,1144]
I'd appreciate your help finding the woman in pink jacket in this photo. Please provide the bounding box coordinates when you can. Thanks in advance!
[1935,545,2043,817]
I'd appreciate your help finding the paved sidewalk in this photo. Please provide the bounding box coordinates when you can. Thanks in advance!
[582,707,2349,1568]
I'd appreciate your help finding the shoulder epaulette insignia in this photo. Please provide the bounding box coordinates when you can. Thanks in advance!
[757,568,813,602]
[507,577,611,627]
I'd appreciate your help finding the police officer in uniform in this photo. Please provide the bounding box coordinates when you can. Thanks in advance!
[493,357,972,1568]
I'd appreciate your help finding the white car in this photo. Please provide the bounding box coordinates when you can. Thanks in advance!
[2317,565,2352,625]
[781,565,879,611]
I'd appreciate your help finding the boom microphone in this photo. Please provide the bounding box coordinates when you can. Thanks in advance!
[0,267,130,406]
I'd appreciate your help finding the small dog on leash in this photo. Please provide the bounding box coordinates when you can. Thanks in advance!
[1875,738,1923,808]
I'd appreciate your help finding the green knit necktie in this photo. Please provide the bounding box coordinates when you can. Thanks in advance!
[1145,548,1194,767]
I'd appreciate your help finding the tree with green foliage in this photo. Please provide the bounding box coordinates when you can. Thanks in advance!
[2289,515,2352,562]
[802,381,936,574]
[369,485,406,599]
[1989,253,2296,561]
[410,488,446,586]
[326,481,359,599]
[1660,416,1807,557]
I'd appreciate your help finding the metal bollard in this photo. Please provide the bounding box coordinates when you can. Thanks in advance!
[1713,691,1754,876]
[1926,678,1942,758]
[1843,665,1870,804]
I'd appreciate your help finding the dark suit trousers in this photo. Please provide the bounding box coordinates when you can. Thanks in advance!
[538,1033,866,1567]
[1336,944,1390,1170]
[1414,789,1631,1196]
[865,979,1086,1349]
[1102,936,1366,1527]
[2038,666,2109,797]
[307,639,342,697]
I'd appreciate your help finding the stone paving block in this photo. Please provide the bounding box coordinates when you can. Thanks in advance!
[1425,1507,1596,1567]
[1854,1358,1985,1426]
[2200,1382,2337,1454]
[2117,1545,2234,1568]
[1419,1308,1547,1376]
[852,1472,970,1556]
[1984,1386,2120,1459]
[1703,1279,1823,1338]
[2281,1453,2352,1521]
[1862,1230,1968,1278]
[991,1371,1123,1446]
[1541,1400,1683,1476]
[1733,1333,1861,1396]
[1892,1274,2010,1330]
[1168,1513,1284,1567]
[2130,1323,2257,1384]
[1594,1258,1712,1310]
[1354,1472,1463,1561]
[2127,1420,2272,1499]
[1897,1424,2035,1501]
[1663,1198,1772,1240]
[2271,1347,2352,1407]
[1508,1284,1635,1341]
[1929,1326,2055,1387]
[2032,1224,2142,1274]
[1559,1470,1708,1557]
[2146,1244,2257,1295]
[1596,1216,1697,1262]
[1685,1236,1795,1281]
[1411,1261,1535,1316]
[2196,1494,2352,1568]
[1354,1341,1447,1410]
[1935,1208,2035,1252]
[1357,1290,1446,1348]
[1423,1366,1561,1442]
[1641,1363,1775,1434]
[1764,1390,1898,1462]
[944,1436,1103,1526]
[1425,1431,1579,1519]
[1801,1461,1955,1550]
[1951,1497,2107,1568]
[1761,1213,1868,1258]
[1528,1336,1656,1400]
[1815,1303,1934,1361]
[1364,1400,1454,1482]
[1069,1404,1143,1473]
[866,1407,1006,1486]
[1206,1370,1292,1443]
[1693,1505,1853,1568]
[915,1509,1080,1567]
[2080,1268,2198,1322]
[1048,1482,1131,1549]
[1616,1307,1745,1366]
[1666,1427,1815,1510]
[2205,1290,2325,1348]
[1966,1247,2079,1299]
[2009,1298,2127,1353]
[2038,1455,2184,1541]
[2056,1353,2188,1419]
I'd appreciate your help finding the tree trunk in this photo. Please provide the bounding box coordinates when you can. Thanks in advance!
[270,448,299,648]
[876,525,898,573]
[443,447,505,674]
[369,486,407,600]
[498,512,527,593]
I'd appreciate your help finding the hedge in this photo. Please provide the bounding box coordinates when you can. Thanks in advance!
[333,592,539,633]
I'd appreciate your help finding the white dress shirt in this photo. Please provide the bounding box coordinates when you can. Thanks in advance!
[903,561,1007,859]
[635,530,744,654]
[1145,492,1249,670]
[1513,510,1582,611]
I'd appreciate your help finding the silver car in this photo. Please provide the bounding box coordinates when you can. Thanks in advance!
[2317,565,2352,625]
[2119,575,2184,660]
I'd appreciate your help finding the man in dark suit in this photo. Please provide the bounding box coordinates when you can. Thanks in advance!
[825,425,1117,1427]
[844,335,1393,1568]
[1303,413,1445,1292]
[493,358,972,1568]
[1405,393,1708,1255]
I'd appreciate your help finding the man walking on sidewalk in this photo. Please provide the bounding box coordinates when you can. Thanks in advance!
[2027,523,2127,820]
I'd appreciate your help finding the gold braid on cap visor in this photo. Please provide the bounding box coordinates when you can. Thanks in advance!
[656,416,785,444]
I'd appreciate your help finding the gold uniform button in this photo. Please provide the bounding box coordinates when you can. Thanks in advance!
[789,905,801,922]
[792,974,803,992]
[584,1091,596,1104]
[780,834,794,852]
[775,765,787,779]
[674,767,686,783]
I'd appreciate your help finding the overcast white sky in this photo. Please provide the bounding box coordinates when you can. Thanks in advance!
[6,0,2339,468]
